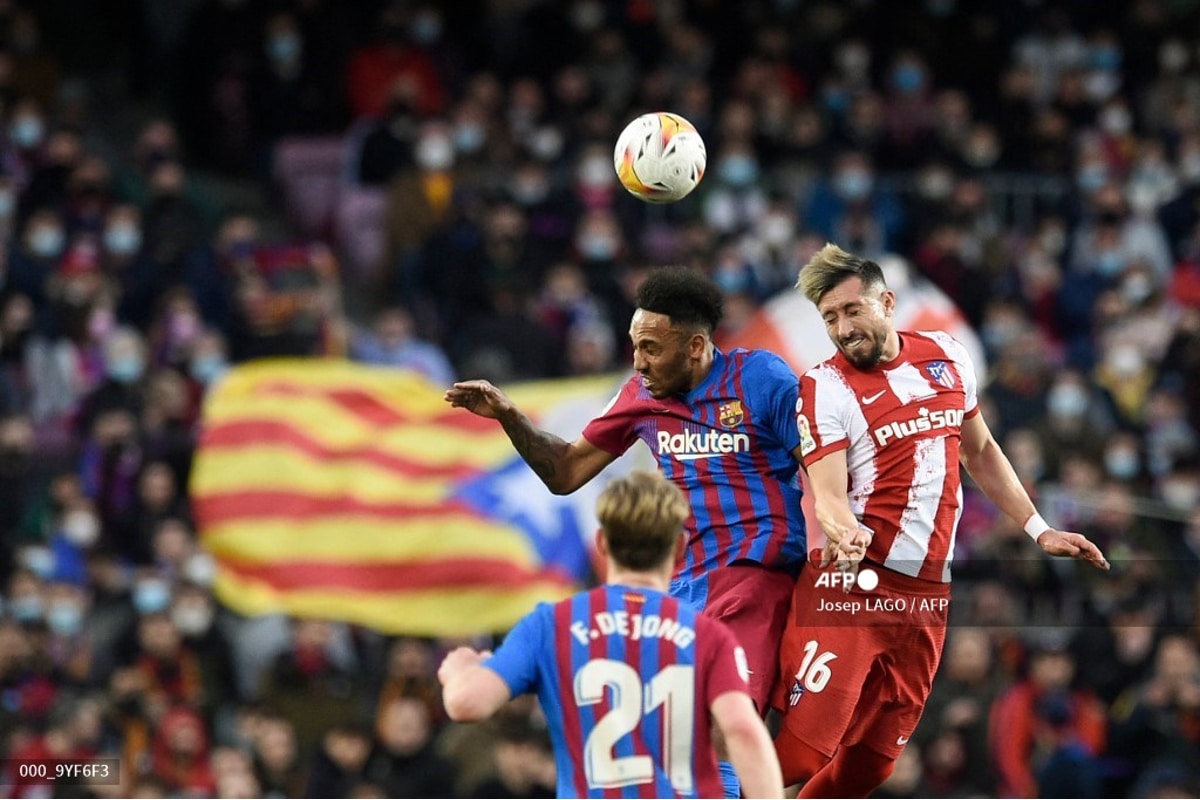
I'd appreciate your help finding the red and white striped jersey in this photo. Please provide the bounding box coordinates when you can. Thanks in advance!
[795,330,980,583]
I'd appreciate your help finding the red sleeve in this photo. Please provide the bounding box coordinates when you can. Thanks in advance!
[580,377,643,457]
[698,616,751,705]
[988,686,1038,798]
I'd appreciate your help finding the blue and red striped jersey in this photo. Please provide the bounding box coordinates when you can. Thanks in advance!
[484,585,749,799]
[583,348,807,598]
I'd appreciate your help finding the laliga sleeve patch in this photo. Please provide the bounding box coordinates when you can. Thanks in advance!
[798,416,816,456]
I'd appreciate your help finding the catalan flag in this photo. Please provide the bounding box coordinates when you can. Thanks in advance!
[191,359,630,636]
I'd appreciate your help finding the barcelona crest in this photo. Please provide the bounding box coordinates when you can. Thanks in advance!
[718,400,745,428]
[925,360,956,389]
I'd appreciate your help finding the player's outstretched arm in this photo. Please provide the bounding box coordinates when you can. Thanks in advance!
[959,413,1109,571]
[444,379,616,494]
[438,646,510,722]
[806,450,872,572]
[711,691,786,799]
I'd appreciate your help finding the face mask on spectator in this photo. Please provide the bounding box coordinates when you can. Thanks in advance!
[527,127,563,162]
[267,32,302,64]
[1161,478,1200,510]
[190,354,228,385]
[46,601,83,636]
[1047,385,1088,418]
[9,594,43,623]
[1159,41,1189,74]
[0,189,14,219]
[133,579,171,615]
[1039,227,1066,256]
[19,546,55,579]
[1122,273,1154,304]
[414,136,454,171]
[1104,448,1140,479]
[718,156,759,188]
[10,116,44,149]
[107,354,144,384]
[1100,106,1132,136]
[891,64,924,93]
[511,176,549,206]
[28,226,64,259]
[833,169,873,201]
[577,157,612,189]
[1076,165,1108,193]
[1105,345,1144,377]
[759,213,795,247]
[1095,250,1125,276]
[61,510,100,548]
[577,232,618,261]
[453,123,486,154]
[410,11,442,44]
[183,552,217,586]
[104,224,142,256]
[171,603,214,636]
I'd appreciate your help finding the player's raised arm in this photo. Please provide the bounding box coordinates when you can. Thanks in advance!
[711,691,785,799]
[444,379,616,494]
[438,646,509,721]
[804,449,871,571]
[958,411,1109,571]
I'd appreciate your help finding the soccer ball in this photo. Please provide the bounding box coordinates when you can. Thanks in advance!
[613,112,707,203]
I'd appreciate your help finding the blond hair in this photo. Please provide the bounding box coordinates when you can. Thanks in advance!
[595,470,689,571]
[796,243,887,305]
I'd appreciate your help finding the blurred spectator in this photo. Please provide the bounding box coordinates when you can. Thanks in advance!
[345,2,446,119]
[305,723,373,798]
[349,306,454,384]
[363,695,454,798]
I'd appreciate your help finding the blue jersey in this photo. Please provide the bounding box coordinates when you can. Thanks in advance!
[583,348,807,604]
[485,585,749,798]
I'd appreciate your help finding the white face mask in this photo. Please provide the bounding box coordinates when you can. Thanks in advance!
[61,510,100,547]
[415,137,454,171]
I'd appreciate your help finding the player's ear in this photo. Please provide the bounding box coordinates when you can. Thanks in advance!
[881,289,897,317]
[595,529,610,559]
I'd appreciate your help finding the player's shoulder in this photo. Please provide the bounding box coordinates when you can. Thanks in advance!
[911,329,972,363]
[727,347,799,382]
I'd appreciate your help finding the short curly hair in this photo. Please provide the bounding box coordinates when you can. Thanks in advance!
[635,266,724,334]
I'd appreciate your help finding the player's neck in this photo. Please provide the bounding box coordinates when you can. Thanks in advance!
[686,343,716,392]
[879,329,902,364]
[606,568,670,593]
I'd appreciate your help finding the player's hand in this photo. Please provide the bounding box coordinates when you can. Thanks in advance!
[1036,529,1110,571]
[444,380,514,420]
[437,646,488,685]
[820,530,871,592]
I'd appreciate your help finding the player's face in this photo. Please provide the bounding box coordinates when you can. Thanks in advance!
[817,277,895,369]
[629,309,695,398]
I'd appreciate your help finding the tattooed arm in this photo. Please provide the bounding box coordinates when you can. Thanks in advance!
[445,379,616,494]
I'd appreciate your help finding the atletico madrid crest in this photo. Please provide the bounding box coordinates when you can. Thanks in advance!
[718,400,745,428]
[925,360,956,389]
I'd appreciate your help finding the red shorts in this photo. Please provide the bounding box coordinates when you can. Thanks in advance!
[685,562,797,712]
[776,554,949,760]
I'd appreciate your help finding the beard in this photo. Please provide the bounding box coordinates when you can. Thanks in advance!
[839,332,886,369]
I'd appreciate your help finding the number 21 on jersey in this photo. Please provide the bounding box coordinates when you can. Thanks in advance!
[574,658,695,793]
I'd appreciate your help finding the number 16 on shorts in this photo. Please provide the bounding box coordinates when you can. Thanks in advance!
[788,640,836,706]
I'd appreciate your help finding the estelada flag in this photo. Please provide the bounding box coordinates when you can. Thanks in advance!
[190,359,630,636]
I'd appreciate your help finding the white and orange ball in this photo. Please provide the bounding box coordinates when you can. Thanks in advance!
[613,112,707,203]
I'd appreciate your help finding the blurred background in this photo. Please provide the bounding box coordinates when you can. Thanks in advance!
[0,0,1199,796]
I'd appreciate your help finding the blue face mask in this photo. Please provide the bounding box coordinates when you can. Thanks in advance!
[191,355,228,385]
[267,33,302,64]
[46,602,83,636]
[410,13,442,44]
[10,595,43,623]
[823,87,850,113]
[834,170,873,200]
[1077,166,1108,193]
[892,64,924,93]
[108,354,144,384]
[104,225,142,256]
[453,124,486,154]
[133,580,171,615]
[1091,47,1121,71]
[719,156,759,187]
[10,117,43,149]
[1105,449,1140,479]
[578,234,618,261]
[1095,250,1125,276]
[29,227,65,259]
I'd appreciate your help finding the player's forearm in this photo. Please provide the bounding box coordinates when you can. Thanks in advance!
[495,408,575,493]
[813,495,865,546]
[960,439,1037,532]
[722,718,786,799]
[442,666,509,721]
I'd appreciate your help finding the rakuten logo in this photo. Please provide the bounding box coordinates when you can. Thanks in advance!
[657,430,751,460]
[873,407,963,446]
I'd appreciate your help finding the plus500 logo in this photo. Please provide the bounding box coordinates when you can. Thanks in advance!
[873,407,963,446]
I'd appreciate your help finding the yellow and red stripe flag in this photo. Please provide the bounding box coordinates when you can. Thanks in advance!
[190,359,627,636]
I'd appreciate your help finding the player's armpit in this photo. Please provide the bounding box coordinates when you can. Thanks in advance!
[711,691,786,799]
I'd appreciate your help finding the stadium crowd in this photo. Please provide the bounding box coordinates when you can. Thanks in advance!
[0,0,1199,796]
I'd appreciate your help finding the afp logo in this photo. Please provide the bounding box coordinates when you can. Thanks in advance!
[814,567,880,592]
